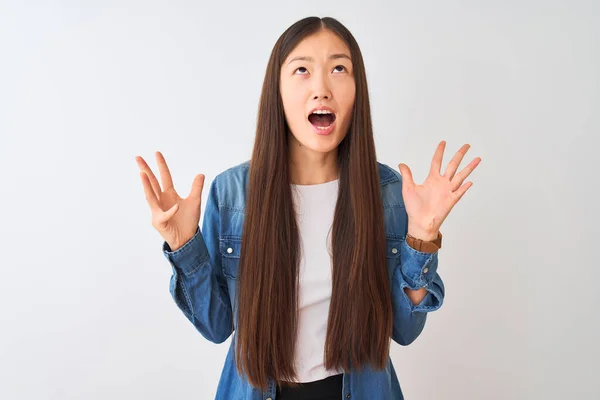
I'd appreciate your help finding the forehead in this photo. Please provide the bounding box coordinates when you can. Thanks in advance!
[285,29,351,62]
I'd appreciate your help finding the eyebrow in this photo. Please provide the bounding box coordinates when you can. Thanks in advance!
[286,53,351,65]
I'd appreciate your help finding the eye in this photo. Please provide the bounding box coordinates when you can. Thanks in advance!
[333,65,347,73]
[294,67,308,75]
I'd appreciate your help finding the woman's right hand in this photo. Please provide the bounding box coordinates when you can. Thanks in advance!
[136,151,205,251]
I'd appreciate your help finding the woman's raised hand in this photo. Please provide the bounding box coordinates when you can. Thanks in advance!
[136,151,205,251]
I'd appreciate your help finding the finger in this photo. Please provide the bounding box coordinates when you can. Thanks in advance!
[188,174,205,200]
[429,141,446,176]
[452,181,473,203]
[397,163,415,190]
[140,172,161,212]
[156,151,175,191]
[451,157,482,191]
[444,144,470,180]
[136,156,162,198]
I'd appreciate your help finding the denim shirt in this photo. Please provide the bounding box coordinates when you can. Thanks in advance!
[162,160,445,400]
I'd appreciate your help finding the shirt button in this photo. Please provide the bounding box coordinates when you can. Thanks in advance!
[423,267,429,274]
[227,247,233,254]
[391,247,398,254]
[346,394,351,398]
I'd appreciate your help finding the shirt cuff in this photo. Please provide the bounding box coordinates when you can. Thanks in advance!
[400,238,439,289]
[162,226,210,276]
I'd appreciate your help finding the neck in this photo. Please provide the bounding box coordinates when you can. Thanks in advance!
[288,135,339,185]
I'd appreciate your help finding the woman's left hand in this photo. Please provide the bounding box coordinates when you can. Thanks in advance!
[398,141,481,241]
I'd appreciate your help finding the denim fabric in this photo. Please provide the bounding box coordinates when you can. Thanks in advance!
[162,160,445,400]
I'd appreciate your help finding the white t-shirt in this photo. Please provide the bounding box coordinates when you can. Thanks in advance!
[290,178,344,383]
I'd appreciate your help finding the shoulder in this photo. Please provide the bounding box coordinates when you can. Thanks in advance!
[211,160,251,211]
[377,161,401,186]
[377,162,405,208]
[214,159,250,186]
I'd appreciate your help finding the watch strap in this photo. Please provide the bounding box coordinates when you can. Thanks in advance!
[405,231,442,253]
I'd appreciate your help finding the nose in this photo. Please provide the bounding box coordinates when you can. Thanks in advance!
[313,91,330,100]
[312,73,331,100]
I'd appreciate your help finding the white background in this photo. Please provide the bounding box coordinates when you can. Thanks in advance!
[1,1,598,399]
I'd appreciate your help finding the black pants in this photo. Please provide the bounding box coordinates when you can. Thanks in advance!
[275,373,343,400]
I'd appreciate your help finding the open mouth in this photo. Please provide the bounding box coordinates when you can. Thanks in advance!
[308,110,337,131]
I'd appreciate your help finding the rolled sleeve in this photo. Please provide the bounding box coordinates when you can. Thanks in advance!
[399,239,439,289]
[397,239,445,314]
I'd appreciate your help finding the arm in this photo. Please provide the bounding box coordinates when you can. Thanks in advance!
[391,236,445,346]
[162,177,234,344]
[391,140,479,345]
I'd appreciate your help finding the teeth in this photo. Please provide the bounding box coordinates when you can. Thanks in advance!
[316,125,332,130]
[312,109,332,114]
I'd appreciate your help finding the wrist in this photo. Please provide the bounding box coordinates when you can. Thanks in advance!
[407,227,438,242]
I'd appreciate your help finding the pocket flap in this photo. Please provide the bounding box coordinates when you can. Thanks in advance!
[219,236,242,279]
[219,236,242,258]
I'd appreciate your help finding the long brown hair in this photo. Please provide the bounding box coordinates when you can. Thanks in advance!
[235,16,392,390]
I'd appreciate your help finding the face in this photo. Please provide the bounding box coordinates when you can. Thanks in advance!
[280,29,356,157]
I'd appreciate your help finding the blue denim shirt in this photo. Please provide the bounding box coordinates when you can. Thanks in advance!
[162,160,445,400]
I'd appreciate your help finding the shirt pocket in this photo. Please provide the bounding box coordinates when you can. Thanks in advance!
[219,236,242,280]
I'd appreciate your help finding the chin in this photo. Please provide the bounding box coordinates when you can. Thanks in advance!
[290,124,346,153]
[305,136,342,154]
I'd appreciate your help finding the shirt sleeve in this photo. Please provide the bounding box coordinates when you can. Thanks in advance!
[162,176,234,344]
[390,233,445,346]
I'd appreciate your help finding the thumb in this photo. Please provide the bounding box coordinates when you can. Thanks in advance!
[398,163,414,188]
[160,203,179,223]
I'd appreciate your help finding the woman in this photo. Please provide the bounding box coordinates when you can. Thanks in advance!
[136,16,480,400]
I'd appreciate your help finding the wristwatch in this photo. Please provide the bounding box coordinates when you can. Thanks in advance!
[405,231,443,253]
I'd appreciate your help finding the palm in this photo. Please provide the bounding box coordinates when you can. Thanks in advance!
[402,174,455,228]
[156,187,199,232]
[398,141,481,236]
